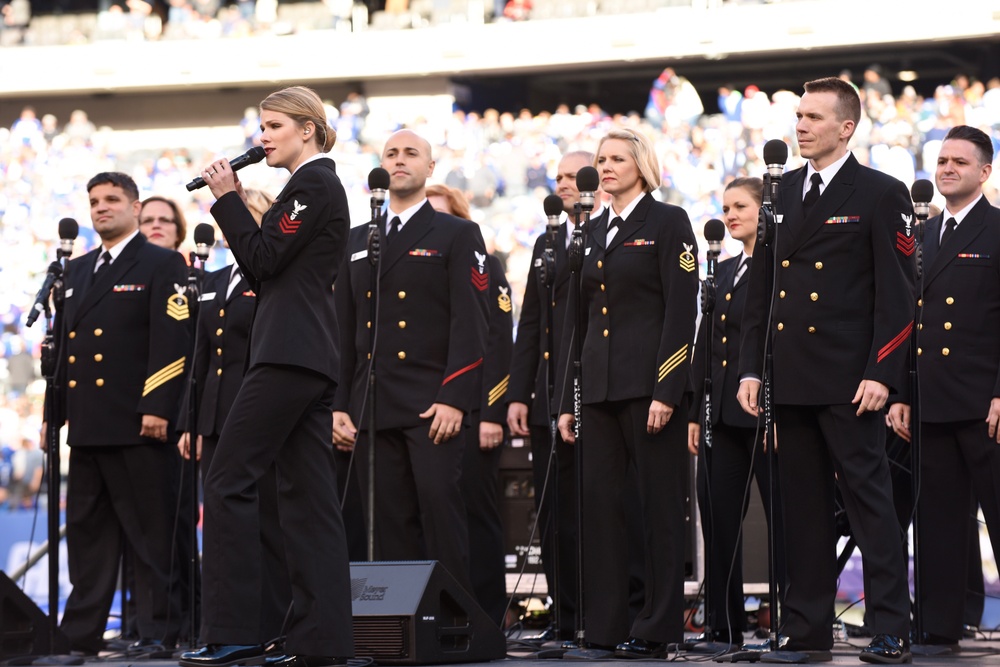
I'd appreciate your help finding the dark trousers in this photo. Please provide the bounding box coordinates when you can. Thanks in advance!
[333,447,368,562]
[460,410,507,626]
[776,404,909,650]
[917,419,1000,641]
[201,364,353,657]
[528,422,577,634]
[696,421,784,636]
[202,436,291,641]
[355,423,472,592]
[61,443,183,652]
[581,398,688,646]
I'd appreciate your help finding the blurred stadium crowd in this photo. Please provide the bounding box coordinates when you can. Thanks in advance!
[1,65,1000,506]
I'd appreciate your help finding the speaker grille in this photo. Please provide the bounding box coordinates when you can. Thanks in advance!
[353,616,410,660]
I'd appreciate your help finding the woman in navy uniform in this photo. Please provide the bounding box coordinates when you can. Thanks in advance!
[688,177,783,644]
[557,127,698,656]
[181,86,353,667]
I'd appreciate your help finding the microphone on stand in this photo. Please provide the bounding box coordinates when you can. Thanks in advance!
[193,223,215,263]
[368,167,390,266]
[762,139,788,207]
[910,179,934,224]
[704,218,725,279]
[575,166,599,213]
[544,194,563,237]
[186,146,266,191]
[27,218,79,327]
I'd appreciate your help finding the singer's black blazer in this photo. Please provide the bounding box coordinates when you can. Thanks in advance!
[560,193,699,410]
[509,223,573,427]
[182,265,255,437]
[905,196,1000,422]
[689,254,757,429]
[57,233,190,445]
[738,153,915,403]
[480,254,514,425]
[210,156,348,381]
[333,202,489,430]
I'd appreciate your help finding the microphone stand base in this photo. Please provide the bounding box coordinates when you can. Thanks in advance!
[911,643,959,656]
[685,639,739,655]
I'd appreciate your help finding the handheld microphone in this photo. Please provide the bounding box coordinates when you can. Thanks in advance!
[543,194,563,234]
[186,146,266,191]
[576,166,599,212]
[368,167,390,205]
[193,223,215,262]
[911,179,934,222]
[704,218,726,279]
[58,217,79,257]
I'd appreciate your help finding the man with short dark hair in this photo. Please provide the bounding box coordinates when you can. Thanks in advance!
[888,124,1000,650]
[738,77,915,664]
[53,171,190,653]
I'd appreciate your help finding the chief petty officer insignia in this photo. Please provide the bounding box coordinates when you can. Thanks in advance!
[679,243,696,273]
[167,283,190,321]
[896,212,915,257]
[498,285,512,313]
[472,250,489,291]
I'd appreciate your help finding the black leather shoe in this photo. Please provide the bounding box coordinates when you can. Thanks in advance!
[265,656,345,667]
[615,636,668,659]
[860,634,911,664]
[179,644,268,667]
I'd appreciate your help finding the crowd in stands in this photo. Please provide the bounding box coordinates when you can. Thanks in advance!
[1,67,1000,508]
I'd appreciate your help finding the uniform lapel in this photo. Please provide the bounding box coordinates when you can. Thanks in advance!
[783,156,858,257]
[921,215,942,279]
[606,194,652,254]
[70,234,146,329]
[589,208,609,252]
[380,202,434,276]
[925,197,991,287]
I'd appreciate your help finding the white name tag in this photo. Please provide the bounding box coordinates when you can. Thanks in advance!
[351,250,368,262]
[65,288,74,298]
[199,291,217,302]
[585,247,592,256]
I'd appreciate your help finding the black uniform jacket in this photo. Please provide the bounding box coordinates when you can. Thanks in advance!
[909,196,1000,422]
[210,157,349,381]
[509,224,572,427]
[739,154,915,404]
[481,254,514,425]
[334,202,489,430]
[690,254,757,429]
[58,234,190,445]
[185,265,255,437]
[562,193,699,409]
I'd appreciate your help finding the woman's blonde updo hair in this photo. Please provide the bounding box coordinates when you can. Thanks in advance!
[595,127,661,194]
[244,188,274,225]
[260,86,337,152]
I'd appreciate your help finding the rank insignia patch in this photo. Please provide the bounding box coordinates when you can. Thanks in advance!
[498,286,512,313]
[472,267,489,291]
[896,231,915,257]
[279,212,301,235]
[679,243,696,272]
[167,284,190,321]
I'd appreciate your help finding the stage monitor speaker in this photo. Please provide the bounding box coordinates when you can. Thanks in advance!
[350,561,506,665]
[0,572,71,660]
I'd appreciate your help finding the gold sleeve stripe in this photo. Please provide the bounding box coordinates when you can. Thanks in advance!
[143,357,186,397]
[658,345,688,382]
[487,375,510,406]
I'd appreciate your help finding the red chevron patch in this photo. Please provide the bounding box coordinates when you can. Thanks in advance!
[471,267,489,291]
[896,231,915,256]
[877,321,913,363]
[279,212,301,235]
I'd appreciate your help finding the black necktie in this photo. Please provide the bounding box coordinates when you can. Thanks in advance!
[607,216,624,241]
[940,217,957,247]
[386,216,400,247]
[802,173,823,217]
[94,250,112,281]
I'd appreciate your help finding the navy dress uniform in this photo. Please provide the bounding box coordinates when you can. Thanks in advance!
[739,153,914,650]
[507,223,579,633]
[908,196,1000,643]
[185,264,290,640]
[689,253,784,641]
[561,193,698,647]
[56,233,190,652]
[334,201,489,590]
[201,156,354,658]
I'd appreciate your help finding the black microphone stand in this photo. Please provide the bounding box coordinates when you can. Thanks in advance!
[364,197,385,561]
[35,248,76,663]
[182,249,209,648]
[562,201,609,659]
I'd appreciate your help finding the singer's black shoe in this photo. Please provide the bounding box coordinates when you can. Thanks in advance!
[614,636,668,659]
[859,634,911,664]
[179,644,269,667]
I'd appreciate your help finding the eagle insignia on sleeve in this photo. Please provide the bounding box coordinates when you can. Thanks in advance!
[896,213,915,256]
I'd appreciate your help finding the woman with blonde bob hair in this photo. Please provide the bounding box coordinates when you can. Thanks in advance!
[182,86,353,667]
[558,126,698,657]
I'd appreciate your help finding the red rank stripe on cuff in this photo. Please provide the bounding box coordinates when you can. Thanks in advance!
[877,321,913,363]
[471,268,489,291]
[279,213,301,235]
[896,231,915,256]
[442,358,483,386]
